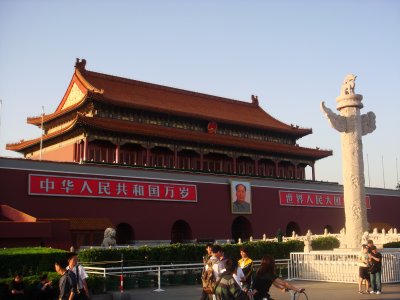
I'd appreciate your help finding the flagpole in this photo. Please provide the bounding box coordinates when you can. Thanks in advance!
[366,153,371,187]
[381,156,385,189]
[39,106,44,161]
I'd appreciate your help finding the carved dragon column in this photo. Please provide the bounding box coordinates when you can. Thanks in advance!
[321,74,376,249]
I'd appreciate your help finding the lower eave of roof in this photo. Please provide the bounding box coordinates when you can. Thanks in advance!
[6,115,332,160]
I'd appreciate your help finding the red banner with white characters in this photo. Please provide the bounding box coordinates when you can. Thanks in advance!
[279,190,371,209]
[29,174,197,202]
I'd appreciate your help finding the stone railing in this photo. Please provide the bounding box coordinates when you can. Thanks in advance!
[365,228,400,246]
[81,228,400,251]
[238,227,400,249]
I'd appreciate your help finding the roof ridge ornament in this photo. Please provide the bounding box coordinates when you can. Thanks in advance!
[74,59,104,95]
[251,95,259,106]
[75,58,87,71]
[340,74,356,96]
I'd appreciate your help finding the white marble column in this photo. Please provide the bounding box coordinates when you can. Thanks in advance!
[321,74,376,249]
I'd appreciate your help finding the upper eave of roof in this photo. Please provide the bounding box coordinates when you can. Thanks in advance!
[26,61,103,126]
[26,59,312,138]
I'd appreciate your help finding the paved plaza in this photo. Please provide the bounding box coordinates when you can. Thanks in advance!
[96,281,400,300]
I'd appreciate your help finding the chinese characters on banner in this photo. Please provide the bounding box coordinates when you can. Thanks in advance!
[279,190,371,209]
[29,174,197,202]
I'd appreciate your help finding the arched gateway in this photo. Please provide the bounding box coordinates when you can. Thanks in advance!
[232,216,253,242]
[116,223,134,245]
[286,221,301,237]
[171,220,192,244]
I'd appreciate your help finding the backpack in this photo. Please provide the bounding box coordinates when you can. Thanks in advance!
[201,259,218,294]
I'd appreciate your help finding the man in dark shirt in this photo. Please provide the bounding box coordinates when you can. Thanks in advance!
[367,239,374,253]
[55,259,78,300]
[368,245,382,294]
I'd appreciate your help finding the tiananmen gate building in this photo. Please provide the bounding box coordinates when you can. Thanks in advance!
[1,59,399,249]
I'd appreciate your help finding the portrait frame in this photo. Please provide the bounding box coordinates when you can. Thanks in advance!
[230,180,252,214]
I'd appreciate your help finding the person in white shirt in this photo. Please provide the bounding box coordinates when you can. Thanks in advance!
[66,252,90,300]
[233,266,248,292]
[206,245,224,280]
[204,245,225,300]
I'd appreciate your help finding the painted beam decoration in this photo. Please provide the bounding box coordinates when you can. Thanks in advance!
[279,190,371,209]
[29,174,197,202]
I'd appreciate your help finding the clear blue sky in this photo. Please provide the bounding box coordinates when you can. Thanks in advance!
[0,0,399,189]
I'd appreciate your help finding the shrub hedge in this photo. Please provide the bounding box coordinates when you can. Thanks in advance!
[0,240,307,281]
[383,241,400,248]
[78,240,304,265]
[311,237,340,250]
[0,272,60,299]
[0,240,308,296]
[0,272,107,297]
[0,247,67,278]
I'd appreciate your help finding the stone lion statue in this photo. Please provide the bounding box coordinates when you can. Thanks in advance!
[101,227,117,247]
[340,74,356,96]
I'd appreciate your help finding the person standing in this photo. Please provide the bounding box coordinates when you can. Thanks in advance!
[367,240,374,253]
[203,243,214,265]
[357,245,370,294]
[201,243,214,300]
[368,245,382,294]
[238,247,253,289]
[232,266,246,292]
[214,258,246,300]
[55,259,77,300]
[208,245,224,280]
[203,245,224,300]
[67,252,90,300]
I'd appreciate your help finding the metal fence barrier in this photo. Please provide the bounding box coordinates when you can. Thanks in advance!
[290,251,400,283]
[82,259,291,292]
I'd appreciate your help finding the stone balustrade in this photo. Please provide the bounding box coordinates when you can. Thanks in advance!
[238,227,400,248]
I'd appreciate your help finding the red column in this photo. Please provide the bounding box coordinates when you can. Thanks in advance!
[294,163,298,179]
[275,161,279,177]
[312,164,316,181]
[200,152,204,170]
[79,142,84,162]
[255,158,259,176]
[233,156,237,174]
[146,147,151,166]
[73,142,77,162]
[83,138,88,161]
[115,144,120,164]
[174,147,178,168]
